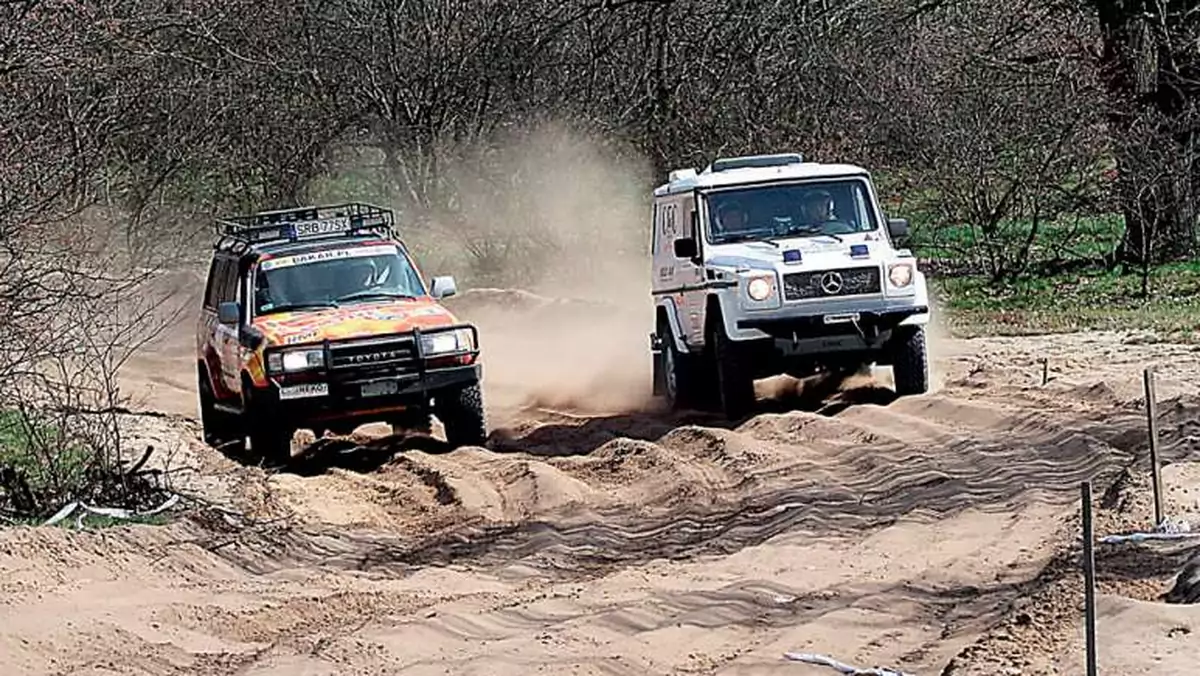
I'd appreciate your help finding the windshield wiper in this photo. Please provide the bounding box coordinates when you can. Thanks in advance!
[336,290,417,303]
[718,233,779,247]
[746,238,780,248]
[781,227,844,243]
[260,301,339,314]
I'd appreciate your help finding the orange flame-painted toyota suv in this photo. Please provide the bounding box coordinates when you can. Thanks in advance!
[195,202,486,466]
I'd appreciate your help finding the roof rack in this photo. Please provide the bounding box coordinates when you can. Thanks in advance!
[214,202,396,252]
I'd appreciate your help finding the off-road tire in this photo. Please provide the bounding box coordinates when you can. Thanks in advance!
[710,324,757,421]
[891,326,930,396]
[435,384,487,448]
[198,365,242,453]
[658,319,711,411]
[249,424,294,468]
[241,377,293,468]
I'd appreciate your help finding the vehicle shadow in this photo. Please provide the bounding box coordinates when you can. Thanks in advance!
[487,371,900,458]
[755,372,899,417]
[487,407,733,458]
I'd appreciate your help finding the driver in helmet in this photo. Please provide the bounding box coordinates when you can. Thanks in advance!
[713,201,750,237]
[337,258,377,297]
[800,189,835,226]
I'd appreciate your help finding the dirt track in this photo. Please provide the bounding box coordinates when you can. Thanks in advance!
[2,287,1200,675]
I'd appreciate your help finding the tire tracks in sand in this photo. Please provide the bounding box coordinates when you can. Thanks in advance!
[220,371,1155,573]
[5,330,1200,675]
[320,386,1150,577]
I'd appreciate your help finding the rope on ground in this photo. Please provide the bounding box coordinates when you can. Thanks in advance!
[783,652,916,675]
[41,493,181,527]
[1100,531,1200,544]
[1099,517,1200,545]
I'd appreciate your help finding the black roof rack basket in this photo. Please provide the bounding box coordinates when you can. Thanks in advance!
[214,202,396,250]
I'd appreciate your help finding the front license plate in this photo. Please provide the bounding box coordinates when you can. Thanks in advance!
[823,312,861,325]
[279,382,329,400]
[361,380,399,398]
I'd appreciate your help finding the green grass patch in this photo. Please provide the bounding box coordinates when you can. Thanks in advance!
[933,262,1200,340]
[910,213,1124,263]
[0,409,93,501]
[4,511,173,528]
[904,213,1126,280]
[2,409,179,527]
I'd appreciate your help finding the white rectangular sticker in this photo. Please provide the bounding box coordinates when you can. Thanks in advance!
[261,244,397,271]
[279,382,329,400]
[823,313,860,324]
[292,216,351,237]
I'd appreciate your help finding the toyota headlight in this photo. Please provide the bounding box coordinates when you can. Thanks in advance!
[421,328,474,356]
[888,263,914,288]
[268,348,324,373]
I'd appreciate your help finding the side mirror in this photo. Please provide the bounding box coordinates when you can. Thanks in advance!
[887,218,910,240]
[217,301,240,325]
[673,237,698,259]
[430,275,458,299]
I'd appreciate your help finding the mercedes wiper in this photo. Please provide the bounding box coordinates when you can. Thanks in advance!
[720,233,779,247]
[782,227,844,243]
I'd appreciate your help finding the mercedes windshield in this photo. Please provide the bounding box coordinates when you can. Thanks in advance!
[252,242,427,316]
[703,178,881,245]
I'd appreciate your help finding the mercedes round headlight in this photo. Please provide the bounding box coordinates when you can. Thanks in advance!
[421,328,473,356]
[888,263,914,288]
[747,277,772,301]
[268,348,324,373]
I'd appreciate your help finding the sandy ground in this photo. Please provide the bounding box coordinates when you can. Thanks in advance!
[2,287,1200,676]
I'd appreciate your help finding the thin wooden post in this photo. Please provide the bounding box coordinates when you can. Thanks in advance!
[1144,367,1164,529]
[1081,480,1098,676]
[1041,358,1049,386]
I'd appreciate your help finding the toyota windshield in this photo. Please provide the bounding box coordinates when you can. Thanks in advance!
[252,242,426,316]
[703,178,881,245]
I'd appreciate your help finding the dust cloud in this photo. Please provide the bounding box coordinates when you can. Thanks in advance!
[413,123,661,418]
[921,290,956,393]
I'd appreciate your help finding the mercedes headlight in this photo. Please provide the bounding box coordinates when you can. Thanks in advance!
[421,328,473,356]
[746,276,773,301]
[268,348,324,373]
[888,263,914,288]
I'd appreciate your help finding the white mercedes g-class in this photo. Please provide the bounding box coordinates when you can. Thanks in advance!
[649,153,930,419]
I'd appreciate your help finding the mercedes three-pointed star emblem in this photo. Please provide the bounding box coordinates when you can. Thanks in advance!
[819,271,844,295]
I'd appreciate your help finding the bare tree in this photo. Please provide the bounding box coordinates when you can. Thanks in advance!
[1087,0,1200,266]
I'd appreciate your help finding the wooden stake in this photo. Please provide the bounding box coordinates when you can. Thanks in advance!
[1144,367,1164,529]
[1081,480,1097,676]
